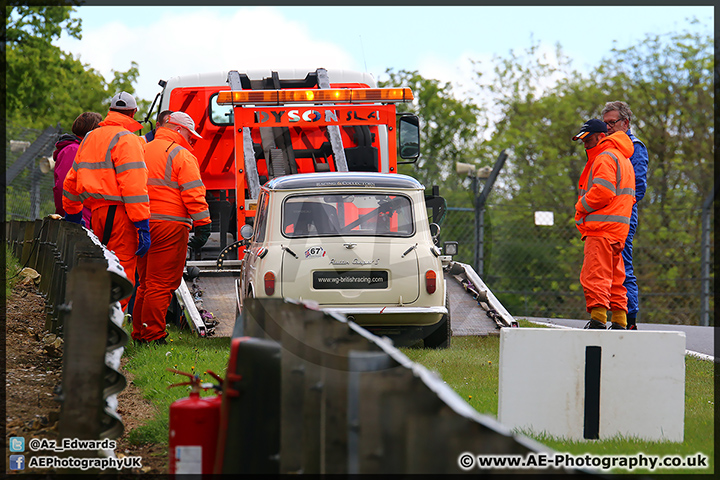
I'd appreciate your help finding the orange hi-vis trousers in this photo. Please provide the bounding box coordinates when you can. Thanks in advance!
[133,221,189,342]
[91,205,138,311]
[580,236,628,313]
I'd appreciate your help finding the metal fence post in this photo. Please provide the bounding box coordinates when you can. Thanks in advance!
[478,205,486,278]
[278,307,311,474]
[473,175,481,275]
[58,263,112,440]
[27,219,44,270]
[20,219,37,266]
[30,161,42,220]
[300,318,324,474]
[318,318,372,474]
[700,182,715,326]
[475,150,508,278]
[346,349,402,473]
[37,219,59,296]
[10,220,23,258]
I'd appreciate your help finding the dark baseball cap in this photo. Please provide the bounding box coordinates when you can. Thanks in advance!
[572,118,607,141]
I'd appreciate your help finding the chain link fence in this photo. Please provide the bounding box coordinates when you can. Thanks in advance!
[440,203,714,326]
[6,123,61,221]
[6,124,714,326]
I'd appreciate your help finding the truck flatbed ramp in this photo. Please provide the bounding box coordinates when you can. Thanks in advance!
[193,272,239,337]
[175,261,241,338]
[447,262,518,336]
[447,274,501,336]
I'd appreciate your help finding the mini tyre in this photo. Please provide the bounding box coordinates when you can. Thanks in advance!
[424,292,451,349]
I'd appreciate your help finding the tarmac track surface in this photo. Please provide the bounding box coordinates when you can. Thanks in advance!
[517,316,715,360]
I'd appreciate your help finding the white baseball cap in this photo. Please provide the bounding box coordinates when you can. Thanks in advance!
[167,112,202,139]
[110,91,137,110]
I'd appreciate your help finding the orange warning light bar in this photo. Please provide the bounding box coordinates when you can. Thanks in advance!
[216,87,413,106]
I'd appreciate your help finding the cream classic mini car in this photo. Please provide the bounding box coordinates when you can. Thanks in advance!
[240,171,450,348]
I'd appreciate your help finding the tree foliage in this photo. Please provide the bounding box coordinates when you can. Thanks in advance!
[470,40,588,207]
[473,22,713,214]
[5,4,82,45]
[5,5,142,134]
[379,69,485,208]
[593,22,715,210]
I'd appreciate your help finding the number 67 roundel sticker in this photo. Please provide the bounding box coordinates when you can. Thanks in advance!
[305,246,326,258]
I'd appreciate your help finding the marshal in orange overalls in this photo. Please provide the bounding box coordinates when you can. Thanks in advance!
[132,127,211,342]
[575,131,636,326]
[63,111,150,311]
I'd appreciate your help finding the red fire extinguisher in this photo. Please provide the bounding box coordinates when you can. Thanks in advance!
[167,368,223,475]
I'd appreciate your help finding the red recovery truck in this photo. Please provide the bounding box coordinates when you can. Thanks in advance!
[146,68,424,337]
[149,68,420,262]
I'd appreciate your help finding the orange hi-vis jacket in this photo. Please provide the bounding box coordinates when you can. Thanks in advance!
[144,127,211,229]
[63,111,150,223]
[575,131,636,243]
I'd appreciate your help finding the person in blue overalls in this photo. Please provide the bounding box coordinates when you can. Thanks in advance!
[601,101,649,330]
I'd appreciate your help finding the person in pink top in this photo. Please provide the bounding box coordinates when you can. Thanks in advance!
[52,111,103,226]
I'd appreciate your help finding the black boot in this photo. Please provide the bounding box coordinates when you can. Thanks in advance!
[584,319,606,330]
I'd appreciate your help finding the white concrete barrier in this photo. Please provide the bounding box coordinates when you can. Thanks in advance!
[498,328,685,442]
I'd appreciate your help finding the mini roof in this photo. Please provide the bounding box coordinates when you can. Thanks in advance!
[265,172,424,191]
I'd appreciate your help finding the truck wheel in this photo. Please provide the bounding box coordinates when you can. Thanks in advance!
[424,293,451,349]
